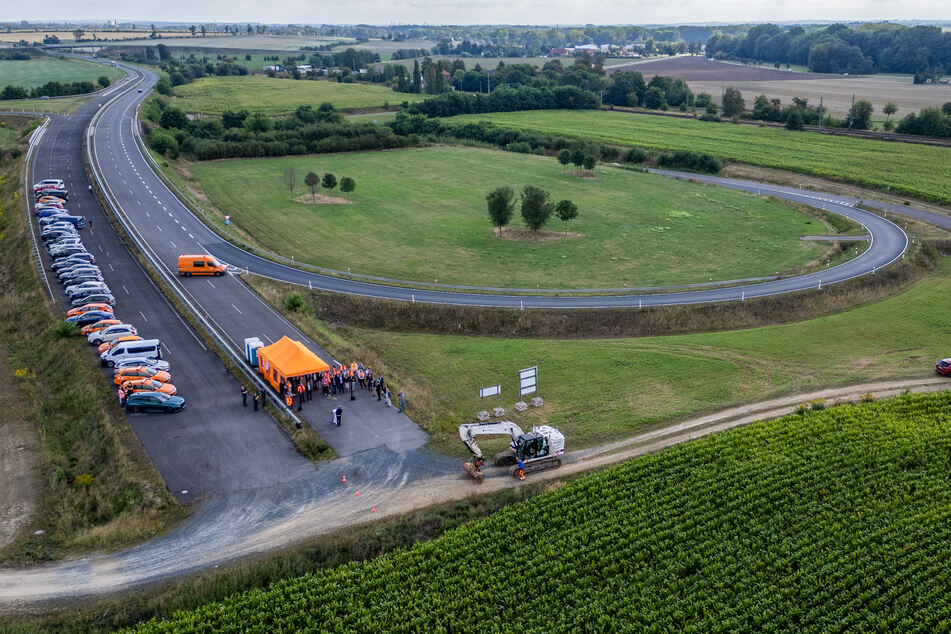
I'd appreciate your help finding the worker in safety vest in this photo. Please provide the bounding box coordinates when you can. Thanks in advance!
[517,459,525,480]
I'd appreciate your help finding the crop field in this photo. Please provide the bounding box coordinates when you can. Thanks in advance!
[106,34,353,51]
[687,74,951,118]
[448,110,951,204]
[0,29,196,44]
[170,75,424,115]
[187,146,833,289]
[130,391,951,632]
[0,58,121,90]
[606,55,825,81]
[338,259,951,451]
[336,38,435,55]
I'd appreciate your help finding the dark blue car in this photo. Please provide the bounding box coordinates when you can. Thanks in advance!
[126,391,186,414]
[66,310,115,326]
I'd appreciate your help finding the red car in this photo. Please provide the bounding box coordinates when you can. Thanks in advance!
[937,359,951,376]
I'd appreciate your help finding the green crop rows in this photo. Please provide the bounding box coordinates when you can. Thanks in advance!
[448,110,951,205]
[131,391,951,632]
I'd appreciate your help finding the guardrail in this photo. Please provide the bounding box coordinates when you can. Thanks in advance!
[86,78,302,424]
[23,117,55,302]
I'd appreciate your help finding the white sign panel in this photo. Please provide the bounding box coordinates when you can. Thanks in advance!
[480,384,501,398]
[519,366,538,397]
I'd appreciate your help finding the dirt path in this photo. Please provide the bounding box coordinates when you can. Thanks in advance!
[0,358,41,551]
[1,377,947,611]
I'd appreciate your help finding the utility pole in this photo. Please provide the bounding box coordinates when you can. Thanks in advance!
[848,93,855,130]
[817,96,823,132]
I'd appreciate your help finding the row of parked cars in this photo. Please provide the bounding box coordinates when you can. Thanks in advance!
[36,178,186,414]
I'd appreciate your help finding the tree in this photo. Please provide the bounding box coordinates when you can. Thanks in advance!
[305,172,319,200]
[339,177,355,201]
[486,186,515,236]
[883,102,898,121]
[200,25,207,38]
[848,99,874,130]
[786,109,804,130]
[159,106,188,129]
[555,199,578,234]
[557,149,572,173]
[189,25,197,37]
[570,149,585,171]
[156,43,170,61]
[72,29,85,41]
[520,185,553,234]
[321,173,337,192]
[582,155,596,171]
[942,102,951,116]
[149,24,157,39]
[97,76,111,88]
[721,87,745,117]
[284,167,296,194]
[247,24,253,35]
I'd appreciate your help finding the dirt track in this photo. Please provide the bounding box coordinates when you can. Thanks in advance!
[1,376,947,612]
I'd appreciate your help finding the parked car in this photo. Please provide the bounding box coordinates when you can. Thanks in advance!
[125,391,185,414]
[937,358,951,376]
[50,245,89,259]
[42,227,78,242]
[36,207,68,218]
[66,281,111,298]
[99,335,141,355]
[87,323,136,346]
[58,265,101,280]
[40,215,84,229]
[38,214,69,227]
[35,188,67,200]
[80,318,121,336]
[122,378,177,396]
[114,366,172,384]
[66,302,114,318]
[33,179,64,192]
[62,273,103,287]
[47,238,84,253]
[113,357,170,373]
[72,293,115,307]
[35,200,65,210]
[65,309,115,326]
[36,196,66,206]
[51,253,95,269]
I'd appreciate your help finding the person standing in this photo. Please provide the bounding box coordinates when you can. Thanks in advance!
[517,459,525,480]
[384,387,392,408]
[241,386,248,406]
[117,386,126,407]
[252,393,260,411]
[376,378,383,401]
[349,377,355,401]
[259,387,266,408]
[398,391,406,413]
[335,405,343,426]
[296,383,305,410]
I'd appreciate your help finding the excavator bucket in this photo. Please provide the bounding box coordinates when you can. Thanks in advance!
[462,462,484,483]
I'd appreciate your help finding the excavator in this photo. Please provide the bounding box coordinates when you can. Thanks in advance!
[459,420,565,483]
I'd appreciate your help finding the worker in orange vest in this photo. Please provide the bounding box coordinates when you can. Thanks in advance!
[284,394,293,408]
[296,383,305,411]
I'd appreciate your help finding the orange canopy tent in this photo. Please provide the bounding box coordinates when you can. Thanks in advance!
[257,336,330,390]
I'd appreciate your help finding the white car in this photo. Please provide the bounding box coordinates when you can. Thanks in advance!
[113,357,171,373]
[88,323,136,346]
[33,179,65,192]
[58,265,101,280]
[66,281,110,297]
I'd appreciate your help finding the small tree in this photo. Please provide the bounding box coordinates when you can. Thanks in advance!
[555,199,578,234]
[848,99,874,130]
[305,171,319,200]
[284,167,296,194]
[339,177,355,201]
[486,186,515,236]
[786,109,804,131]
[521,185,553,235]
[883,102,898,121]
[557,149,572,173]
[582,154,596,172]
[721,87,745,117]
[321,173,337,192]
[570,149,585,172]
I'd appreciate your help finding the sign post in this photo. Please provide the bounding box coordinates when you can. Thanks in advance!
[516,366,542,410]
[478,384,502,420]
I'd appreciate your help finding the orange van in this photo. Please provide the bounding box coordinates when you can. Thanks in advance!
[178,254,227,277]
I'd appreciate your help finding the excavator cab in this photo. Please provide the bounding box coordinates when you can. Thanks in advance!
[515,432,549,460]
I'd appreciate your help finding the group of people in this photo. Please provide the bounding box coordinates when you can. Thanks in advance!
[241,362,407,419]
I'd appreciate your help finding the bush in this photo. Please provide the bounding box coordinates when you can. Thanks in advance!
[504,141,532,154]
[149,127,179,159]
[657,150,722,174]
[52,320,79,338]
[698,113,722,122]
[284,293,306,312]
[623,147,647,164]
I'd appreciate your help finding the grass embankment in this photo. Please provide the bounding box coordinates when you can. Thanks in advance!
[170,75,425,116]
[0,119,183,565]
[129,391,951,632]
[185,146,838,289]
[0,96,88,115]
[248,249,948,455]
[0,58,121,90]
[447,110,951,205]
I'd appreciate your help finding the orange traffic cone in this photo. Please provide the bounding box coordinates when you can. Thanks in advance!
[355,490,360,497]
[341,474,347,484]
[371,507,376,513]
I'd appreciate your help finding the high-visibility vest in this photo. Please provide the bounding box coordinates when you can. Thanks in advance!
[285,395,293,407]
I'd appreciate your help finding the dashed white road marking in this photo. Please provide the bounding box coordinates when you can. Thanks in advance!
[232,304,243,315]
[139,310,148,322]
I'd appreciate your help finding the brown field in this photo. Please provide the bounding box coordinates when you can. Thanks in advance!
[101,34,351,51]
[688,75,951,118]
[336,38,434,55]
[0,30,198,44]
[606,55,826,80]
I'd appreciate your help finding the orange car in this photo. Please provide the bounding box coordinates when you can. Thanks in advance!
[80,318,121,336]
[98,335,142,355]
[121,378,177,396]
[37,196,66,205]
[66,303,114,318]
[114,366,172,385]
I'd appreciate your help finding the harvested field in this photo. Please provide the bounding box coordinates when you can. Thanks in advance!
[606,55,825,81]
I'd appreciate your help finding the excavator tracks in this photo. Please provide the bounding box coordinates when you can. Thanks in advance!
[510,456,562,478]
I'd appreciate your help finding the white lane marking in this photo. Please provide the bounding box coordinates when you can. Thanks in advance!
[145,211,150,217]
[156,225,162,232]
[188,233,194,239]
[180,225,186,231]
[139,310,149,322]
[108,263,114,271]
[122,285,130,295]
[161,342,171,355]
[168,212,173,217]
[162,206,167,210]
[232,304,243,315]
[98,244,103,253]
[169,240,177,248]
[207,280,215,288]
[262,333,274,343]
[174,218,179,224]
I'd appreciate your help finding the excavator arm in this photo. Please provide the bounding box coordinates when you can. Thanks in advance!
[459,421,526,482]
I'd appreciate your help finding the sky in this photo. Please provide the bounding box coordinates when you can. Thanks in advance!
[9,0,951,26]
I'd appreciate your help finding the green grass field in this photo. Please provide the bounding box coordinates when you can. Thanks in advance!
[266,258,951,454]
[128,391,951,632]
[0,126,16,150]
[0,57,121,90]
[170,75,424,115]
[447,110,951,204]
[187,146,834,288]
[0,96,87,115]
